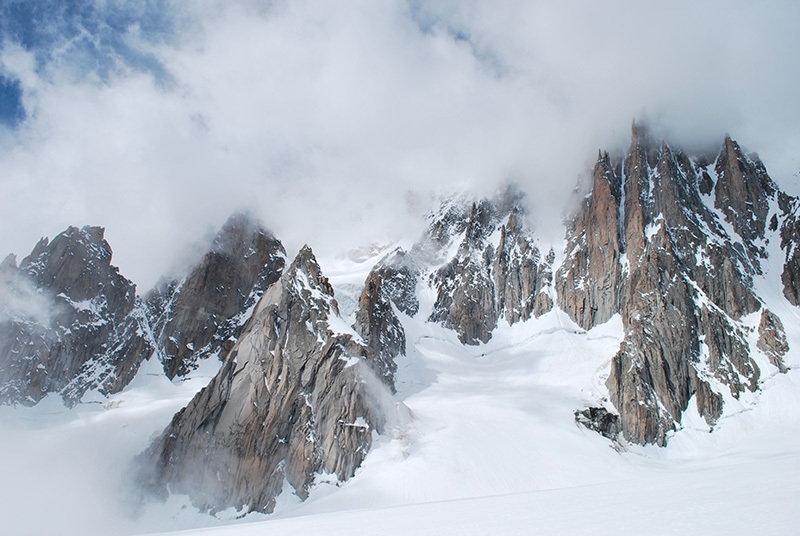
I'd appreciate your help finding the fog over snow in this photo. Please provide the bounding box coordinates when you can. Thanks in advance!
[0,0,798,287]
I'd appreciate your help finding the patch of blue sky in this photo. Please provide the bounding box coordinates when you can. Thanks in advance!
[0,74,24,128]
[0,0,176,127]
[405,2,506,79]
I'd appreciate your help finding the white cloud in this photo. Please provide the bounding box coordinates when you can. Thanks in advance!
[0,0,798,288]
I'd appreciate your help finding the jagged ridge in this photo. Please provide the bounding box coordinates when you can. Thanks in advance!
[0,226,152,406]
[416,186,555,345]
[564,125,791,445]
[138,246,400,514]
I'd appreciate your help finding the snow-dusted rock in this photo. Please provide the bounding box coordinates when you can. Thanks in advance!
[566,124,791,445]
[352,255,412,390]
[139,246,395,514]
[146,212,286,378]
[0,226,152,406]
[757,308,789,373]
[420,187,554,344]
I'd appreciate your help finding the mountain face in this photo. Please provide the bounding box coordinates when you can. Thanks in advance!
[563,125,791,445]
[417,187,555,345]
[135,190,562,514]
[351,254,412,390]
[147,213,286,379]
[2,124,798,519]
[0,226,151,406]
[0,213,286,406]
[139,246,399,514]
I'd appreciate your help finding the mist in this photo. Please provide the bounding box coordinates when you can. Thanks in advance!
[0,257,54,325]
[0,1,796,288]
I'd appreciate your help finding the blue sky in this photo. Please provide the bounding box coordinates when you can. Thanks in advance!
[0,0,173,124]
[0,0,799,287]
[0,0,173,69]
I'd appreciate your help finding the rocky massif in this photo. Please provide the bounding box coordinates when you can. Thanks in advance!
[0,213,287,406]
[140,246,400,514]
[1,125,798,516]
[0,226,151,405]
[564,125,793,444]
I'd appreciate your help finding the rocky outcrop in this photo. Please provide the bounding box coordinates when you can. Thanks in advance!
[0,226,152,406]
[778,192,800,306]
[567,124,787,445]
[575,407,620,441]
[757,309,789,373]
[352,250,417,390]
[147,213,286,378]
[557,152,623,330]
[422,187,554,345]
[139,246,395,514]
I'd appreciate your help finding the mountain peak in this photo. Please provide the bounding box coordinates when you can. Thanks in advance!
[0,253,17,271]
[714,134,776,245]
[211,211,276,255]
[563,132,788,444]
[286,245,337,309]
[0,224,148,406]
[291,244,323,277]
[140,240,396,514]
[148,212,286,379]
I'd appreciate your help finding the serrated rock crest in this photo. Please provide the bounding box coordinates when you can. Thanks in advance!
[421,186,554,344]
[564,124,790,444]
[147,212,286,378]
[139,246,396,514]
[0,226,152,405]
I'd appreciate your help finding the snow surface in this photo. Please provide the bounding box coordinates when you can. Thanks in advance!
[2,251,800,536]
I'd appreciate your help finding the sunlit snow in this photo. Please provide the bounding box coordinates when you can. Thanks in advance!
[2,248,800,536]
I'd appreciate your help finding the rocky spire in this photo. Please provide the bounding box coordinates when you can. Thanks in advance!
[556,151,623,330]
[0,226,152,406]
[566,127,788,445]
[424,186,554,345]
[714,136,776,247]
[139,246,396,514]
[147,212,286,378]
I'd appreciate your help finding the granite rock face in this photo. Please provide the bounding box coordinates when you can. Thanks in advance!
[147,213,286,378]
[757,309,789,373]
[557,152,623,330]
[0,213,288,406]
[0,226,152,406]
[565,125,789,445]
[352,250,416,390]
[777,192,800,306]
[420,187,554,345]
[140,246,396,514]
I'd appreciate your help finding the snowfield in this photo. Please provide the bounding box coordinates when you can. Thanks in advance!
[2,251,800,536]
